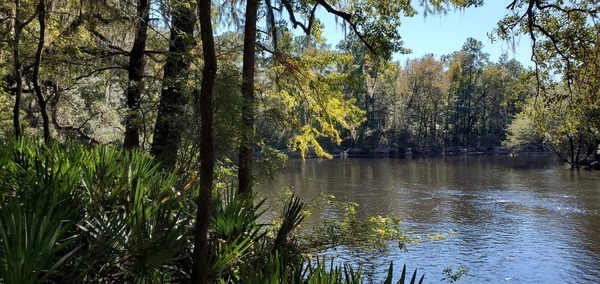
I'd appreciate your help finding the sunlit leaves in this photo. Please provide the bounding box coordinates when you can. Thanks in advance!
[396,54,450,148]
[502,100,541,151]
[498,0,600,164]
[0,89,11,139]
[258,38,365,158]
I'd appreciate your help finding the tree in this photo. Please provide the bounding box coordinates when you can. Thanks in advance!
[31,0,51,143]
[502,94,545,153]
[151,0,197,169]
[475,58,527,147]
[2,0,149,144]
[238,0,259,194]
[399,54,449,149]
[123,0,150,149]
[446,38,489,148]
[255,31,366,159]
[499,0,600,166]
[192,0,216,282]
[9,0,36,139]
[46,0,137,145]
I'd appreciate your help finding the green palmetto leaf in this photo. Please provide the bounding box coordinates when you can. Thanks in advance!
[208,185,271,281]
[383,262,395,284]
[302,257,365,284]
[0,192,81,284]
[212,185,266,241]
[382,262,425,284]
[1,140,429,284]
[79,147,190,282]
[0,140,86,284]
[272,194,305,252]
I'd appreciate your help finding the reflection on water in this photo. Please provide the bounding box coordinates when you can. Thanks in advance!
[256,154,600,283]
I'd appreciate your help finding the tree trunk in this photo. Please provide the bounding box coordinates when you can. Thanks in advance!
[237,0,259,195]
[12,2,23,139]
[123,0,150,149]
[568,135,577,168]
[150,1,196,169]
[32,0,50,143]
[192,0,215,283]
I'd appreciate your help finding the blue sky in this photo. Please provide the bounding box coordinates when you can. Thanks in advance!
[320,1,534,66]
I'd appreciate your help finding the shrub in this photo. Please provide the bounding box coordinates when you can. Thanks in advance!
[0,139,191,283]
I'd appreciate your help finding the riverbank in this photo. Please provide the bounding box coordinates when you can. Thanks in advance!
[285,144,548,159]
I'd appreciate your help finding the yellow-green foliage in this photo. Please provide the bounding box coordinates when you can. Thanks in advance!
[301,196,417,254]
[503,97,541,151]
[260,39,366,159]
[0,88,11,139]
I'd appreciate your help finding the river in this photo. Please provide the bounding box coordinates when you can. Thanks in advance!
[256,154,600,283]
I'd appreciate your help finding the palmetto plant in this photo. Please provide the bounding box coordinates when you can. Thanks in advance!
[0,140,192,283]
[76,147,191,283]
[0,181,82,284]
[0,140,85,284]
[208,185,266,280]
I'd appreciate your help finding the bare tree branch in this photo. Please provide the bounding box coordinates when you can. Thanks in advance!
[506,0,518,10]
[536,3,599,15]
[313,0,377,53]
[75,66,126,81]
[265,0,279,51]
[257,42,307,77]
[274,0,376,54]
[88,28,128,54]
[49,82,101,144]
[279,0,310,34]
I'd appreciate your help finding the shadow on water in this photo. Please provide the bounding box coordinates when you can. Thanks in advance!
[256,154,600,283]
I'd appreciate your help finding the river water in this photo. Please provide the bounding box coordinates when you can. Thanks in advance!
[256,154,600,283]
